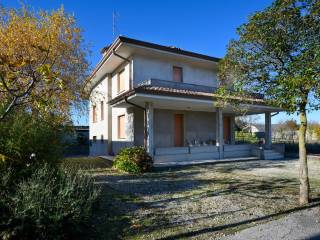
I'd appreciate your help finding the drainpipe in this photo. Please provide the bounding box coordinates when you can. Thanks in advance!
[124,96,147,149]
[113,50,133,90]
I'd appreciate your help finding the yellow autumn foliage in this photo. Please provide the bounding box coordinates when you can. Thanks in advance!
[0,5,89,122]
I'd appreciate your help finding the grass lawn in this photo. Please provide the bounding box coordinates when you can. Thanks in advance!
[62,157,320,240]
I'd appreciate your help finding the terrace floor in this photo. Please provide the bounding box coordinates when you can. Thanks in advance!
[89,158,320,239]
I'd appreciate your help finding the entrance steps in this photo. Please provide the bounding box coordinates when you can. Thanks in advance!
[263,149,284,160]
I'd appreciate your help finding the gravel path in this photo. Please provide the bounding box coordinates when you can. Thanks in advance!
[93,159,320,239]
[222,207,320,240]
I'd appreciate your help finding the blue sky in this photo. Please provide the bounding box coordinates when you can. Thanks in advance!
[2,0,319,125]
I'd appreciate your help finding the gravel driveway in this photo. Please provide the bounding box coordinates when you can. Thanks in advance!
[222,207,320,240]
[94,159,320,239]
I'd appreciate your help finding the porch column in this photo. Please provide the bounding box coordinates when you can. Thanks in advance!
[230,115,236,145]
[215,108,224,159]
[146,102,154,157]
[265,112,272,149]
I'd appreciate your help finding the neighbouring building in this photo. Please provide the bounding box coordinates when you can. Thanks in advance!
[85,36,285,165]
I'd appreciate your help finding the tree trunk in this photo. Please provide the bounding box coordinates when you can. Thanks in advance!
[299,107,309,205]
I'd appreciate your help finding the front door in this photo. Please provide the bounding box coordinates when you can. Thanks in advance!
[174,114,184,147]
[224,116,231,144]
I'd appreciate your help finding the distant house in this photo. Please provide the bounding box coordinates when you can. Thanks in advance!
[85,36,285,163]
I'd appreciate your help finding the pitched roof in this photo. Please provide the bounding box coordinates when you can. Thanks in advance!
[105,36,222,62]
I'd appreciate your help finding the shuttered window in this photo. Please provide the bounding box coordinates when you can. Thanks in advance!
[92,105,97,123]
[118,115,125,139]
[173,66,183,82]
[100,101,104,121]
[118,69,125,93]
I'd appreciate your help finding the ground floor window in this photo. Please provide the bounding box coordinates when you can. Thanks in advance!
[118,115,125,139]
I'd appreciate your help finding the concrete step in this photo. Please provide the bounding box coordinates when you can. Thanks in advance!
[154,156,260,167]
[265,156,284,160]
[264,150,284,160]
[264,152,282,156]
[154,152,220,162]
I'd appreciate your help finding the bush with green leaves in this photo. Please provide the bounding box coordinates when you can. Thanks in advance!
[0,164,100,240]
[0,110,66,169]
[113,146,153,173]
[235,131,259,144]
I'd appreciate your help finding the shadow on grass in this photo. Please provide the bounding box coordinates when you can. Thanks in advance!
[91,159,316,239]
[155,159,296,173]
[91,185,138,240]
[157,202,320,240]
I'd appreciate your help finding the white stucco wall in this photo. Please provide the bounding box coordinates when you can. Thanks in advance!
[89,76,109,155]
[111,62,131,99]
[89,77,108,141]
[89,50,220,155]
[132,54,218,87]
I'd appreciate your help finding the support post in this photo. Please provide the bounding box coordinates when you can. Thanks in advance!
[215,108,224,159]
[265,112,272,149]
[146,102,154,157]
[230,115,236,145]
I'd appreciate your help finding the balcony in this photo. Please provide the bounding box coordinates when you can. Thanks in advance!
[138,78,264,99]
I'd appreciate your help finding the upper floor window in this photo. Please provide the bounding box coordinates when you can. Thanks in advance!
[118,115,125,139]
[173,66,183,82]
[100,101,104,121]
[117,69,125,93]
[92,105,97,123]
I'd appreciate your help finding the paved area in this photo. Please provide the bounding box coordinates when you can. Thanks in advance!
[222,207,320,240]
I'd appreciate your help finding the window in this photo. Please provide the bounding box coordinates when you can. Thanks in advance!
[92,105,97,123]
[173,66,183,82]
[100,101,104,121]
[101,134,104,142]
[93,136,97,142]
[118,115,125,139]
[117,69,125,93]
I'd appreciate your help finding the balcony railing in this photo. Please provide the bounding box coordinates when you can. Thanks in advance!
[138,79,218,93]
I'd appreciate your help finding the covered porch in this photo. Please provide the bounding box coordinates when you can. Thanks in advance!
[109,79,284,164]
[147,107,277,164]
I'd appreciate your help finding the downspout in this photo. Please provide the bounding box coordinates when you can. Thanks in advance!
[112,49,133,89]
[124,96,147,149]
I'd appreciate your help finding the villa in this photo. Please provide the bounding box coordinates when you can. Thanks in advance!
[85,36,284,165]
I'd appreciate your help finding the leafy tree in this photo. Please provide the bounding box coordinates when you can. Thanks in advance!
[0,6,89,122]
[273,121,288,140]
[218,0,320,204]
[308,121,320,140]
[314,127,320,140]
[284,119,299,140]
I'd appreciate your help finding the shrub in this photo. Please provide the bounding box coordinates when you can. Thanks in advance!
[0,164,100,240]
[113,146,153,173]
[0,110,66,171]
[235,131,259,144]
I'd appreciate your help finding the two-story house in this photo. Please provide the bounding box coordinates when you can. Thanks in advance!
[85,36,284,165]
